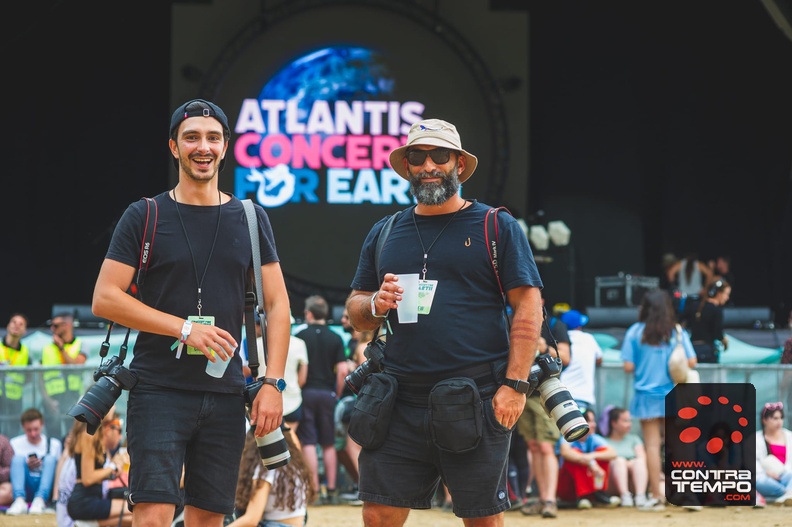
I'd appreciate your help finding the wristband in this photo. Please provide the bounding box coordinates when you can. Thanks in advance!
[170,319,193,359]
[370,292,389,319]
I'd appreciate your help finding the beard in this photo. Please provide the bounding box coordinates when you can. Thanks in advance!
[408,163,461,206]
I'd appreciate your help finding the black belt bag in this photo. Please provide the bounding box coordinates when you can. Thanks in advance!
[428,377,483,453]
[348,372,398,450]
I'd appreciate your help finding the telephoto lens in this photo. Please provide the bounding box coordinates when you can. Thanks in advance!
[254,424,291,469]
[537,377,589,442]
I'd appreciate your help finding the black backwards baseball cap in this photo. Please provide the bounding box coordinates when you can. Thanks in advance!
[169,99,230,171]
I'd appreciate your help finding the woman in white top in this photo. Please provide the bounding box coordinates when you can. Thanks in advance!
[755,402,792,505]
[227,427,313,527]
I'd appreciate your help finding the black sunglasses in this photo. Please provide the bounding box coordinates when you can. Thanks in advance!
[406,148,455,166]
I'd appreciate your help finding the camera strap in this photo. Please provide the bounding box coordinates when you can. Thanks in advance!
[242,199,265,378]
[484,207,561,360]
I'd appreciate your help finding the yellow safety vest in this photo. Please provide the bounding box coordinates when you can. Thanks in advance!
[0,341,29,400]
[41,339,85,396]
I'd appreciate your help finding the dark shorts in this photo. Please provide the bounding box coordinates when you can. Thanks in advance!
[517,395,561,443]
[126,383,246,515]
[357,395,512,518]
[67,483,111,520]
[296,388,337,447]
[283,403,303,425]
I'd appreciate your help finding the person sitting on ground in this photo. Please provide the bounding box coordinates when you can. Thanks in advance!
[755,401,792,506]
[0,432,14,507]
[56,420,86,527]
[601,405,649,507]
[7,407,63,515]
[556,409,620,509]
[67,408,132,527]
[226,425,314,527]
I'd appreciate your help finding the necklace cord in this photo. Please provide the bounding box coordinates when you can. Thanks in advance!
[412,200,467,280]
[172,188,223,314]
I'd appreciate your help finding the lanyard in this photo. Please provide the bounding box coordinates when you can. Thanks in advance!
[172,188,222,315]
[412,200,466,280]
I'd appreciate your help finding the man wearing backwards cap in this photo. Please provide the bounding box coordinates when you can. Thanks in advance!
[346,118,544,525]
[91,99,291,527]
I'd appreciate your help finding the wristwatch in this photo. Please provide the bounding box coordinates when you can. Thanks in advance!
[262,377,287,392]
[503,377,531,394]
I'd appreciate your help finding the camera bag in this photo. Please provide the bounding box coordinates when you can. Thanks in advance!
[348,372,398,449]
[428,377,483,453]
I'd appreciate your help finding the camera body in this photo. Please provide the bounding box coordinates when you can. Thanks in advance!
[528,352,589,442]
[243,380,291,469]
[68,355,138,435]
[344,337,386,395]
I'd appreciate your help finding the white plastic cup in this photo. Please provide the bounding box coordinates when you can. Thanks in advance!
[396,273,420,324]
[205,351,231,378]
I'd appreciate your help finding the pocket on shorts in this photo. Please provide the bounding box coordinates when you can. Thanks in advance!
[428,377,483,453]
[348,373,398,450]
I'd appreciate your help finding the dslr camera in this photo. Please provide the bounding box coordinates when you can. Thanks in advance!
[68,355,137,435]
[344,336,386,395]
[243,380,291,469]
[528,352,589,442]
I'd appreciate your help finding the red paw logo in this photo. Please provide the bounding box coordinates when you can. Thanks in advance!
[676,395,749,454]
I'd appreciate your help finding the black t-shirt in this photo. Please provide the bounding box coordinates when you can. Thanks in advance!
[105,191,280,393]
[296,324,346,391]
[350,200,543,375]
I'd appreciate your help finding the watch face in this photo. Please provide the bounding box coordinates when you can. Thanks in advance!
[276,378,286,392]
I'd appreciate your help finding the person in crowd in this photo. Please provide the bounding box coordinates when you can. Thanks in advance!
[709,255,735,294]
[335,328,377,505]
[226,426,313,527]
[519,297,569,519]
[781,311,792,415]
[680,278,731,363]
[67,409,131,526]
[7,407,63,515]
[755,402,792,505]
[665,252,713,300]
[0,432,13,506]
[506,429,530,510]
[282,316,309,446]
[0,313,31,422]
[621,289,697,511]
[601,405,649,507]
[55,419,85,527]
[40,312,88,439]
[295,295,347,504]
[558,309,602,414]
[346,118,543,526]
[91,98,292,527]
[556,409,619,509]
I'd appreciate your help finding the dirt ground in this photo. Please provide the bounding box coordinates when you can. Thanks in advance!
[1,502,789,527]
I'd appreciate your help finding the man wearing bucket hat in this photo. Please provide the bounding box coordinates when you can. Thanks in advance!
[346,118,544,525]
[91,99,292,527]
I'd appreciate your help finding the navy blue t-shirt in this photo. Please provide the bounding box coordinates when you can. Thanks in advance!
[104,191,280,393]
[350,200,543,375]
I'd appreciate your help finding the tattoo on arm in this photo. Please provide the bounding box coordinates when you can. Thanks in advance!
[510,319,540,346]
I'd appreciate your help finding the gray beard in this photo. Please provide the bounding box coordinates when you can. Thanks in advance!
[409,164,461,206]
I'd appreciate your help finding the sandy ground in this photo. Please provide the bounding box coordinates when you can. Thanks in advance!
[1,502,789,527]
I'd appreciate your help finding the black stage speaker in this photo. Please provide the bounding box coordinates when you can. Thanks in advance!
[722,306,773,328]
[585,306,639,328]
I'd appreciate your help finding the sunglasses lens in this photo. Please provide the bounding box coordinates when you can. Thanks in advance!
[406,149,452,166]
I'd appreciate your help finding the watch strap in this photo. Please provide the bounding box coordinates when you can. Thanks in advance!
[504,377,530,394]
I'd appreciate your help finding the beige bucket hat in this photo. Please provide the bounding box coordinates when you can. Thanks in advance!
[388,118,478,182]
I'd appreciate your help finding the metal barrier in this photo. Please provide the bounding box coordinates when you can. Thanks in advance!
[2,363,790,437]
[594,363,792,429]
[0,364,129,438]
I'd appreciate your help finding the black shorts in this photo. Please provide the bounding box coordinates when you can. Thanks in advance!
[126,383,246,515]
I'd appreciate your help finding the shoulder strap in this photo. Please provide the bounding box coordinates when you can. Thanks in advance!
[374,210,404,285]
[242,199,265,377]
[485,206,511,297]
[128,197,158,300]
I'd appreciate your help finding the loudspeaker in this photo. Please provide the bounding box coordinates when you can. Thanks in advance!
[585,306,639,328]
[722,307,773,328]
